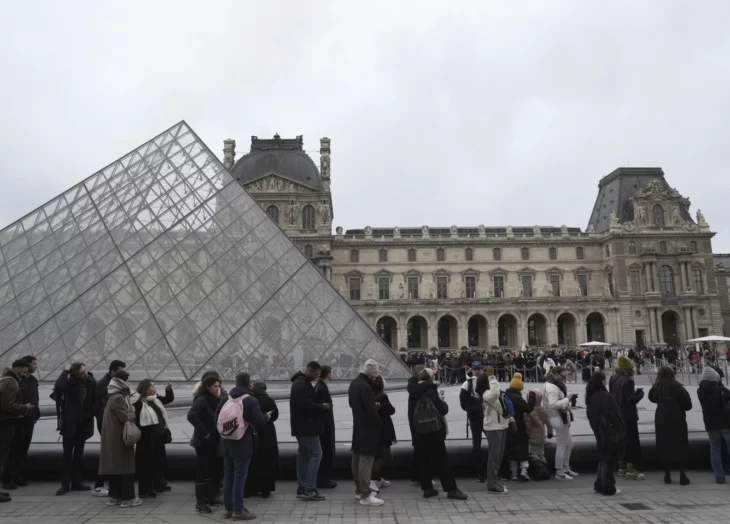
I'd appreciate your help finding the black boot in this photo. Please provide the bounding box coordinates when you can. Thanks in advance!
[194,483,211,514]
[205,478,223,506]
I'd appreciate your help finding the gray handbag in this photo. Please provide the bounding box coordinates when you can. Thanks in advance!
[123,420,141,446]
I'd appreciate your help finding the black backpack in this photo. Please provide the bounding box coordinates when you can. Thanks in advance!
[599,398,626,449]
[413,393,442,435]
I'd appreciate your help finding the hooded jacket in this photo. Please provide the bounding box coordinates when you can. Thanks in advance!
[0,368,30,424]
[525,390,553,445]
[215,385,268,459]
[483,375,512,431]
[407,377,448,448]
[697,374,730,431]
[460,375,484,419]
[289,372,325,437]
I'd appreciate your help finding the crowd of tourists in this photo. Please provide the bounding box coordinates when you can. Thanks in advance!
[1,349,730,518]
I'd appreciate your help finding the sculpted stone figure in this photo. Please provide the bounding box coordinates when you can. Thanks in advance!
[393,226,401,237]
[587,224,595,234]
[318,201,330,224]
[364,225,373,236]
[635,205,647,224]
[561,224,568,235]
[697,209,707,225]
[286,200,299,225]
[422,225,429,236]
[450,225,458,235]
[335,226,343,235]
[506,225,514,236]
[533,225,541,236]
[671,206,683,226]
[610,211,619,228]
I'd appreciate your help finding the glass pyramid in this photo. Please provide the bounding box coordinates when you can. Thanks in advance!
[0,122,410,381]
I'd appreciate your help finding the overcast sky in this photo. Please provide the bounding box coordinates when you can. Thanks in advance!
[1,1,729,251]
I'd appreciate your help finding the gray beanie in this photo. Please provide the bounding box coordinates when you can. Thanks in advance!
[701,366,721,383]
[363,359,380,378]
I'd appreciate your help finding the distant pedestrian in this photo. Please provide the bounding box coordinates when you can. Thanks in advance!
[215,372,270,521]
[524,390,552,480]
[504,373,536,481]
[349,359,385,506]
[370,375,396,490]
[187,374,222,513]
[409,368,467,501]
[245,381,279,498]
[99,371,141,508]
[482,367,511,493]
[697,366,730,483]
[93,360,126,497]
[543,366,578,480]
[290,362,329,502]
[314,365,337,489]
[609,356,645,480]
[1,355,39,490]
[586,371,624,495]
[52,362,96,496]
[0,360,34,504]
[648,367,692,485]
[459,361,487,482]
[133,379,174,498]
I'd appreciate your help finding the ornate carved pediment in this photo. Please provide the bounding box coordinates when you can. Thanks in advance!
[630,180,692,228]
[545,266,564,278]
[433,268,452,282]
[488,267,509,280]
[404,269,423,282]
[633,180,683,201]
[374,269,394,283]
[245,174,318,193]
[517,267,537,277]
[460,268,481,282]
[344,270,364,282]
[572,266,592,279]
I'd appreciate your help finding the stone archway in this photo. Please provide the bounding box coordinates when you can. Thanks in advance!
[586,312,606,342]
[407,315,428,350]
[376,316,398,350]
[557,312,577,347]
[468,314,488,349]
[437,315,458,349]
[662,310,681,347]
[498,314,518,348]
[528,313,548,347]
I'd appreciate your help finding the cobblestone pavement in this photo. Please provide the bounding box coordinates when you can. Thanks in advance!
[1,475,728,524]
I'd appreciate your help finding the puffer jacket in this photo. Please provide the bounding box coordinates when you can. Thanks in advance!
[483,375,512,431]
[525,390,553,445]
[542,380,571,420]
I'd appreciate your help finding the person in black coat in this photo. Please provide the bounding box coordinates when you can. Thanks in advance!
[697,366,730,482]
[186,375,222,514]
[586,371,624,496]
[51,362,96,496]
[348,360,383,505]
[245,381,279,498]
[648,367,692,485]
[459,362,486,482]
[407,368,467,501]
[314,365,337,489]
[609,355,645,479]
[1,355,40,489]
[370,375,396,488]
[504,373,536,481]
[92,360,126,494]
[132,379,174,498]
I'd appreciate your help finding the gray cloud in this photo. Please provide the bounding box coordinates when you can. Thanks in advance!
[1,0,729,250]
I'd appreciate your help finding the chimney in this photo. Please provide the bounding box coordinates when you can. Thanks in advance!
[222,139,236,170]
[320,137,331,180]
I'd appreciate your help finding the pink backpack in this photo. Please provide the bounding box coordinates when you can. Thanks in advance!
[216,394,250,440]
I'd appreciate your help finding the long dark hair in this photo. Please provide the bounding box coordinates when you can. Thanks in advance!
[653,366,681,399]
[476,373,490,397]
[585,370,606,403]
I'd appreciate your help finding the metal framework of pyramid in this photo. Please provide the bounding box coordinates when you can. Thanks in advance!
[0,122,410,381]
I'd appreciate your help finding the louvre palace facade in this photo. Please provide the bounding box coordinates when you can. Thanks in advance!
[226,135,730,352]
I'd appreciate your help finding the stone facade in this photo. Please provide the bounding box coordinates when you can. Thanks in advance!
[227,136,728,351]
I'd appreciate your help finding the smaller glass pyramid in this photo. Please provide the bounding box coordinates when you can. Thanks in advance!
[0,122,410,381]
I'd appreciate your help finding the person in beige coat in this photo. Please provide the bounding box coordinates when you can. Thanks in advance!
[98,371,141,508]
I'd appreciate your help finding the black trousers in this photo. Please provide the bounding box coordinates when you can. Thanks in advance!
[195,442,218,484]
[468,415,487,477]
[2,420,34,483]
[0,424,16,482]
[317,429,336,484]
[136,432,165,495]
[594,450,618,495]
[108,474,135,501]
[418,440,457,493]
[411,447,422,482]
[61,434,87,488]
[94,418,106,489]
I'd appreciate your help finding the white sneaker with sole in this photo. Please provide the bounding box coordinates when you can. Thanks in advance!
[555,473,574,480]
[368,480,380,493]
[565,469,579,477]
[377,478,391,488]
[360,493,384,506]
[93,487,109,497]
[120,498,143,508]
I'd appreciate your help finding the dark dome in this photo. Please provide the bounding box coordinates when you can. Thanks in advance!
[230,135,323,190]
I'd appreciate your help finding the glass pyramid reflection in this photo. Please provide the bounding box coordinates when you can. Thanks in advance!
[0,122,410,381]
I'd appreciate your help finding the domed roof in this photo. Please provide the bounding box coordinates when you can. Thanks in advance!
[230,134,323,191]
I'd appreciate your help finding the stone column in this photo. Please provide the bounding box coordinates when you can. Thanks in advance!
[646,308,654,344]
[427,323,438,352]
[547,320,559,346]
[678,264,686,292]
[457,313,468,350]
[487,314,499,348]
[397,324,408,352]
[519,312,529,347]
[655,308,665,344]
[644,263,652,293]
[576,312,586,345]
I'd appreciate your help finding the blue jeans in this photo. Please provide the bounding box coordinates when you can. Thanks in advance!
[296,436,322,491]
[708,429,730,481]
[223,454,252,514]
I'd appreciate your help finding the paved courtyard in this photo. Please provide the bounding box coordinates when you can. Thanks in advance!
[1,476,729,524]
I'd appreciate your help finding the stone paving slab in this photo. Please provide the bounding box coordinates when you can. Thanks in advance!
[1,476,729,524]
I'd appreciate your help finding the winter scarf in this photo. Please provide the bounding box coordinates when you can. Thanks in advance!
[138,395,169,428]
[108,377,132,409]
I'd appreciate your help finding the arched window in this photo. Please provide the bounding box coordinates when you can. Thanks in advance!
[304,245,313,258]
[350,249,359,263]
[659,265,675,296]
[302,205,315,230]
[628,241,636,255]
[549,247,557,261]
[659,241,667,254]
[576,246,585,260]
[652,204,665,227]
[408,248,417,262]
[689,240,698,253]
[436,248,445,262]
[521,247,529,261]
[493,247,501,261]
[379,249,388,263]
[265,205,279,224]
[465,247,473,261]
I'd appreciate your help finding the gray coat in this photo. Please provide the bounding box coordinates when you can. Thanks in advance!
[98,391,136,476]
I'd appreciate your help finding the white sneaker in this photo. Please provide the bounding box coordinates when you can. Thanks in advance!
[555,473,574,480]
[120,497,143,508]
[360,493,385,506]
[565,469,579,477]
[354,494,361,500]
[377,478,391,488]
[93,487,109,497]
[369,480,380,493]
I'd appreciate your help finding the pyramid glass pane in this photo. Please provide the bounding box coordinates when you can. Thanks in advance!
[0,122,410,381]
